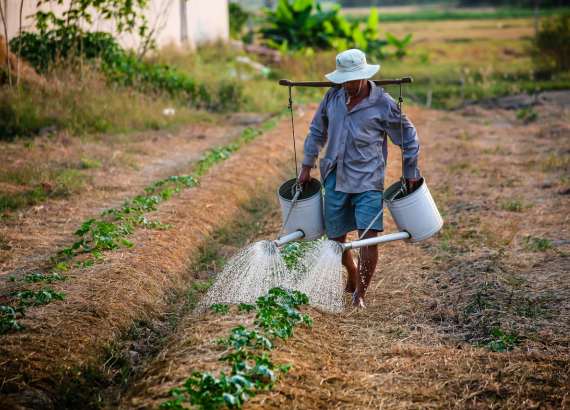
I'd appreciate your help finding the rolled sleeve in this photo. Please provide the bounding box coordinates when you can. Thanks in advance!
[384,96,421,179]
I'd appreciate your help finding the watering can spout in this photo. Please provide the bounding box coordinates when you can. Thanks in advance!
[341,231,411,251]
[274,230,305,247]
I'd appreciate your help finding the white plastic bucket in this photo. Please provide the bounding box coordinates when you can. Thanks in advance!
[385,178,443,242]
[278,178,324,241]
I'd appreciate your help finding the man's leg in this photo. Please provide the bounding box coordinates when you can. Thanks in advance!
[330,234,358,293]
[351,188,383,307]
[355,230,378,299]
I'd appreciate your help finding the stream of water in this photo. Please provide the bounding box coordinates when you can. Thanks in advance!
[199,239,345,313]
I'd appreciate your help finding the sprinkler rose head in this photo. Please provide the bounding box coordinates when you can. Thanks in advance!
[261,240,278,256]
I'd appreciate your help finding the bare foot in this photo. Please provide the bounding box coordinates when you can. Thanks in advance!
[351,292,366,309]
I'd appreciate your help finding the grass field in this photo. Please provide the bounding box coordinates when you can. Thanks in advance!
[344,5,570,22]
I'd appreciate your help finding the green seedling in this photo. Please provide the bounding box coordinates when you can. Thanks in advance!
[0,305,24,334]
[501,199,525,212]
[280,241,315,270]
[485,327,520,352]
[238,303,255,313]
[218,326,273,351]
[211,304,230,315]
[516,107,538,123]
[15,288,66,307]
[24,272,66,283]
[524,236,553,252]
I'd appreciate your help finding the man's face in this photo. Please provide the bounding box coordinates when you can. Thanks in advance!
[342,79,365,96]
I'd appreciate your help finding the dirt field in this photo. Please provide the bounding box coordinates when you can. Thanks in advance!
[0,93,568,409]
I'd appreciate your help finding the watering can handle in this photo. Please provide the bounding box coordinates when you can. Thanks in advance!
[279,187,302,237]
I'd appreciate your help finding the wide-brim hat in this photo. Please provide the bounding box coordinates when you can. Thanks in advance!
[325,49,380,84]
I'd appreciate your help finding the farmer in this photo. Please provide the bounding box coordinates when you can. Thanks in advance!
[298,49,421,308]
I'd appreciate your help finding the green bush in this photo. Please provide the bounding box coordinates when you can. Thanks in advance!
[9,31,123,73]
[10,31,245,112]
[260,0,386,56]
[534,13,570,72]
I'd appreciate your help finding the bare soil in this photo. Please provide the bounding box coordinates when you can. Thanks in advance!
[121,101,569,409]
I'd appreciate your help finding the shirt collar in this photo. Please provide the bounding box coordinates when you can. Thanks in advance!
[345,80,380,114]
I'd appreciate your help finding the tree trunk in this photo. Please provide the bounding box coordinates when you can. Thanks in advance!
[0,0,13,87]
[17,0,23,86]
[180,0,188,43]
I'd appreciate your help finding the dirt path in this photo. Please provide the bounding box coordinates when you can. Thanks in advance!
[0,115,267,276]
[121,102,569,409]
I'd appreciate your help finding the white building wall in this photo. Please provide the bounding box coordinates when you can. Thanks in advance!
[0,0,229,51]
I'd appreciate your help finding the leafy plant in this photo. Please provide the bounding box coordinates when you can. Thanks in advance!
[501,199,524,212]
[516,107,538,123]
[260,0,386,56]
[238,303,256,313]
[280,241,314,270]
[485,327,520,352]
[164,372,255,410]
[15,287,66,307]
[24,272,66,283]
[10,30,124,73]
[211,304,230,315]
[524,236,553,252]
[0,305,24,333]
[385,32,413,59]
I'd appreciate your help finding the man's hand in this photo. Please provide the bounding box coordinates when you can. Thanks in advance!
[298,165,312,186]
[405,178,421,193]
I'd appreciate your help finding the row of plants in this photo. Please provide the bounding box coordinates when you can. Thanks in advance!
[9,31,246,112]
[0,121,275,335]
[161,287,312,409]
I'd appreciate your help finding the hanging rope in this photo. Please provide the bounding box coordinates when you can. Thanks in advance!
[288,85,299,180]
[398,82,407,196]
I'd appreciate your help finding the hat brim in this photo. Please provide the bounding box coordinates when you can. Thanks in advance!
[325,64,380,84]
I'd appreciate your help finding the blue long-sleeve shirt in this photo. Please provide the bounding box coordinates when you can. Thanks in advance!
[302,81,421,193]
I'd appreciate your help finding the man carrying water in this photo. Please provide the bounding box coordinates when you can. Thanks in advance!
[298,49,421,308]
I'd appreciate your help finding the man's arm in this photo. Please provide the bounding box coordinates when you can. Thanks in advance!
[299,94,329,184]
[383,95,421,189]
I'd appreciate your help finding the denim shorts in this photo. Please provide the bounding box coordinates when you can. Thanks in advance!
[323,169,383,239]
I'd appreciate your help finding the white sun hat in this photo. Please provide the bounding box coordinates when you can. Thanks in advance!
[325,49,380,84]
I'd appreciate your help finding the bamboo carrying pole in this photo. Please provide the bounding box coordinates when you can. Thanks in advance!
[278,77,413,88]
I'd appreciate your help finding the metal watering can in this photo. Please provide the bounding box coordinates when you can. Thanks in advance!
[275,177,443,251]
